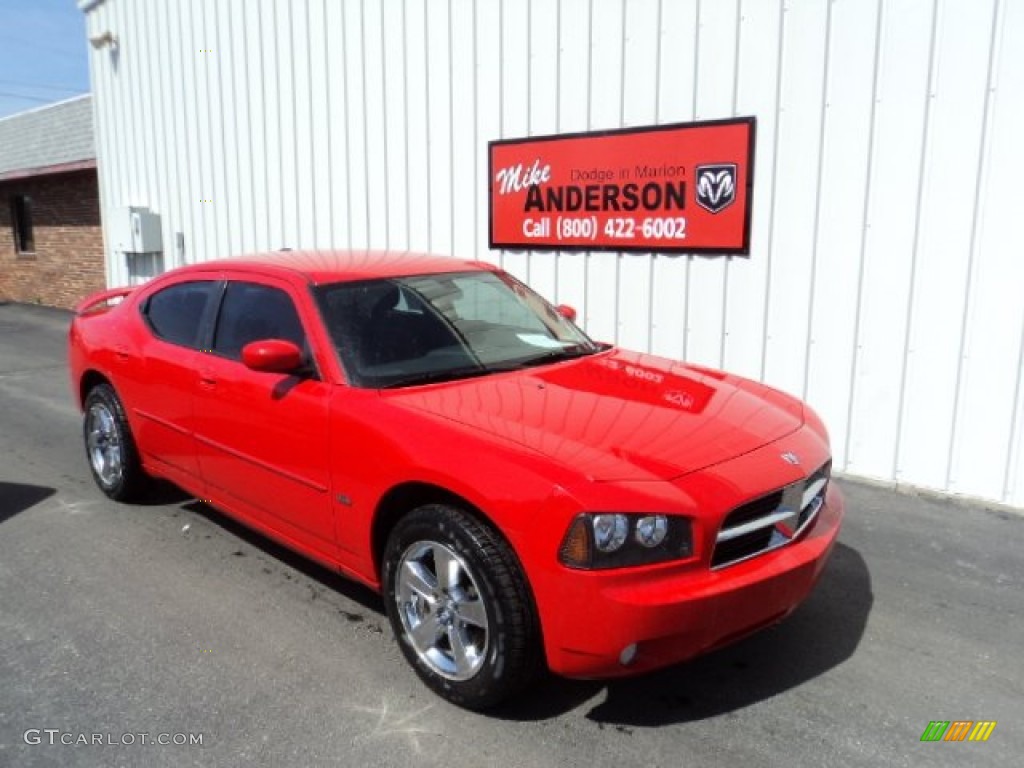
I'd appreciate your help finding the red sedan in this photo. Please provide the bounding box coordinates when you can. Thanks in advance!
[68,250,843,709]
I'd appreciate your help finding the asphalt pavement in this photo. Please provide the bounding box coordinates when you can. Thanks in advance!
[0,301,1021,767]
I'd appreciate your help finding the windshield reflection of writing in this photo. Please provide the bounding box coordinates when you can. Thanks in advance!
[563,356,715,414]
[663,390,695,410]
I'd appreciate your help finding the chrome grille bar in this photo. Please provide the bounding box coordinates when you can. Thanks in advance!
[717,509,798,543]
[712,461,830,569]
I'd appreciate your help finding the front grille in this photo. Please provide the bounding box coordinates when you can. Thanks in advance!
[722,490,784,529]
[712,525,775,568]
[711,460,831,569]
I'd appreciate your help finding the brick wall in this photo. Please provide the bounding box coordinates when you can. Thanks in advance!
[0,169,105,309]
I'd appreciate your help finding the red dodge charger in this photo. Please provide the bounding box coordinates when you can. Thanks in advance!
[68,250,843,709]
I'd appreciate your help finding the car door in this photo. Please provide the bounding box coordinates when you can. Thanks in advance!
[118,278,221,484]
[192,277,334,553]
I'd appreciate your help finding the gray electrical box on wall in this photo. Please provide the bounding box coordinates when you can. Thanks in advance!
[111,206,163,253]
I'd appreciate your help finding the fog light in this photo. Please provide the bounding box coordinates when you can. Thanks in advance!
[619,643,638,666]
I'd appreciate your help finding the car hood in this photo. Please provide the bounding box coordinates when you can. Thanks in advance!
[386,349,805,482]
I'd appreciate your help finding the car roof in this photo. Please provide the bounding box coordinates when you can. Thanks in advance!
[174,250,498,285]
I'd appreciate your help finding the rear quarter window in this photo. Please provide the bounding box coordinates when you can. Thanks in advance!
[142,281,219,348]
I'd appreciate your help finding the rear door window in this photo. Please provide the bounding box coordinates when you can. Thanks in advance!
[142,281,219,348]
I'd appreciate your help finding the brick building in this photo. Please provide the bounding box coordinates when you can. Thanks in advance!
[0,95,104,309]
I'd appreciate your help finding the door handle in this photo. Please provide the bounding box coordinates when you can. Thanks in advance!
[114,347,130,362]
[198,370,217,388]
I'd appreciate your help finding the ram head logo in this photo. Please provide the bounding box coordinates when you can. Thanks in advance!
[695,164,738,214]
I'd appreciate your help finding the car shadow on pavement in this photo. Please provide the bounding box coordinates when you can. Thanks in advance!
[0,481,56,524]
[179,500,385,616]
[494,541,873,724]
[135,479,194,506]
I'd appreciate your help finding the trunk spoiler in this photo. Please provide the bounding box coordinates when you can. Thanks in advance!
[75,286,135,315]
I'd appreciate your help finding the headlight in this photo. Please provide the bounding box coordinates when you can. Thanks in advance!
[593,514,628,552]
[559,513,693,570]
[635,515,668,547]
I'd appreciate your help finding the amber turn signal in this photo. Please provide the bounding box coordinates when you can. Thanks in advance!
[558,516,592,568]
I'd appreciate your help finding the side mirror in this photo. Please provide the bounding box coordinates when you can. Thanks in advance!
[241,339,304,373]
[556,304,577,322]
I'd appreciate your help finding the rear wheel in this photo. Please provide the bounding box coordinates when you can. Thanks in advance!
[382,503,541,710]
[83,383,149,501]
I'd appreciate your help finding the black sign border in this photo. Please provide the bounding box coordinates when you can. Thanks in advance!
[488,116,756,256]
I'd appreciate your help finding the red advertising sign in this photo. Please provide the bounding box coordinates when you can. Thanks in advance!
[489,118,755,254]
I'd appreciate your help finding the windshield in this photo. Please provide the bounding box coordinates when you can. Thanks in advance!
[314,270,600,388]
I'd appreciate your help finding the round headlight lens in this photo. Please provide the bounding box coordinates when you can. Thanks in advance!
[635,515,668,548]
[592,514,628,552]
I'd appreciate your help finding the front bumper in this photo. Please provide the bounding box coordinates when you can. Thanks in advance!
[543,483,844,678]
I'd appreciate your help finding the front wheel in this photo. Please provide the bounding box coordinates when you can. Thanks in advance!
[83,382,149,501]
[382,504,541,710]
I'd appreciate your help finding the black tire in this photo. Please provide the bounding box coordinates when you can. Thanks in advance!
[82,382,150,502]
[382,503,541,710]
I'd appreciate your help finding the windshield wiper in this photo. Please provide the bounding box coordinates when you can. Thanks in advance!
[491,344,596,371]
[378,366,491,389]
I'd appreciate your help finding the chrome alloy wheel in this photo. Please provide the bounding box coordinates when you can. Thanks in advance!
[395,540,490,681]
[86,402,122,488]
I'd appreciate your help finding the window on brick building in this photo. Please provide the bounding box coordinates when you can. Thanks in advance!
[10,195,35,254]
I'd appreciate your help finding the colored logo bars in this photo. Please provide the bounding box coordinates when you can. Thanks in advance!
[920,721,997,742]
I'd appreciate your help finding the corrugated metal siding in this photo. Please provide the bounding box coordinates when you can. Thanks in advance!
[83,0,1024,507]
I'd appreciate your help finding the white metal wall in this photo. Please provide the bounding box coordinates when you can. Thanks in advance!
[83,0,1024,508]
